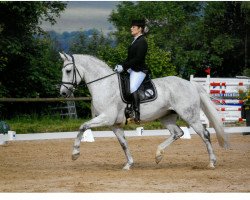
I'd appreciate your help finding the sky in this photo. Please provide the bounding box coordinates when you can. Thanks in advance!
[41,1,120,34]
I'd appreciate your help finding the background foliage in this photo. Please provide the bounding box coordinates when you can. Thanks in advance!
[0,1,249,119]
[109,1,249,78]
[0,1,66,118]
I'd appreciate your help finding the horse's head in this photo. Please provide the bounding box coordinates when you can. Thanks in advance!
[59,52,82,97]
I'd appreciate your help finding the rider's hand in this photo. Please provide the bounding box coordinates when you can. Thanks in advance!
[114,65,123,73]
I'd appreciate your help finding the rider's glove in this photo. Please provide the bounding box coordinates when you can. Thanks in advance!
[114,65,123,73]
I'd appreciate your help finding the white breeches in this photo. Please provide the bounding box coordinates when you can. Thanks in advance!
[129,69,146,93]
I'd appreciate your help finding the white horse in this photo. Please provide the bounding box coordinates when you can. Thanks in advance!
[59,52,228,170]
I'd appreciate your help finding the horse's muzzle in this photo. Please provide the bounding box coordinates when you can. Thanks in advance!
[60,84,74,97]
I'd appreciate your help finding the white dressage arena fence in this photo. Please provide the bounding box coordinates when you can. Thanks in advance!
[190,75,250,127]
[1,126,250,145]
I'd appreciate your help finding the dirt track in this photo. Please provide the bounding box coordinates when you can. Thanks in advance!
[0,133,249,192]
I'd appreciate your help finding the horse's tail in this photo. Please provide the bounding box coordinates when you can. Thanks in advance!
[193,82,229,149]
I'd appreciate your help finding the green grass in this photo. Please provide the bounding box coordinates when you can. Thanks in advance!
[5,116,85,134]
[5,115,188,134]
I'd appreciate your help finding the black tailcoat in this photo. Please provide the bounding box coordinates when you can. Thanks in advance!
[122,35,148,72]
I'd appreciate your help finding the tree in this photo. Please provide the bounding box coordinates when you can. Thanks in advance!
[69,29,113,56]
[202,1,248,77]
[241,2,250,71]
[0,1,66,98]
[145,36,176,78]
[108,1,249,78]
[69,31,88,54]
[109,2,198,77]
[0,1,66,118]
[28,37,62,98]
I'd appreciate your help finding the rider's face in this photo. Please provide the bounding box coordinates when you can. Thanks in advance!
[131,26,142,37]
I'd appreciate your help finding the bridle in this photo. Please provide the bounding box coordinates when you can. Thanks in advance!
[61,54,116,93]
[61,54,82,93]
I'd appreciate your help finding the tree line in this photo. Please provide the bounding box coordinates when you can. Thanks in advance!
[108,1,249,78]
[0,1,249,118]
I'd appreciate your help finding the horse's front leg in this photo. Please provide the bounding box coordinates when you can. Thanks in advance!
[72,113,111,161]
[111,126,134,170]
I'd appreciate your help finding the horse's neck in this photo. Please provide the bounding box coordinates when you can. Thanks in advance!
[76,55,116,96]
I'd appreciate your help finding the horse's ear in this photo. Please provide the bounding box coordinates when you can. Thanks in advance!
[59,52,66,61]
[59,52,71,61]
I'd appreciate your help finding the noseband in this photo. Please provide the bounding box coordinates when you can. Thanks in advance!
[61,54,116,93]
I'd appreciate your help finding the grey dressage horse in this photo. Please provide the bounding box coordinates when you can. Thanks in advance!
[59,52,228,170]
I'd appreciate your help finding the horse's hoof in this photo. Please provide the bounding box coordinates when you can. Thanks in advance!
[155,155,163,164]
[122,163,133,170]
[72,152,80,161]
[207,162,215,169]
[155,149,164,164]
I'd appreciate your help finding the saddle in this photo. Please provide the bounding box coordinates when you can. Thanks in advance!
[118,72,157,104]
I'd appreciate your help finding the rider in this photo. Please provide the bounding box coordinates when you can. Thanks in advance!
[114,19,148,124]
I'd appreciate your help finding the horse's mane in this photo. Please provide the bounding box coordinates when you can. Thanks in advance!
[76,54,112,70]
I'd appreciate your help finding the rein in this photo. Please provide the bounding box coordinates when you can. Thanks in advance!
[86,72,116,85]
[61,54,116,91]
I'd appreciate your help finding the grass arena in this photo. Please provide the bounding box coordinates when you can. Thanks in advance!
[0,133,249,192]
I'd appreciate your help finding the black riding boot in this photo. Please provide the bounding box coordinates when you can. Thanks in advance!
[132,91,140,124]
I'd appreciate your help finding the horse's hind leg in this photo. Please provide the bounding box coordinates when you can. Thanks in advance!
[155,113,184,164]
[174,100,216,169]
[111,126,134,170]
[190,121,216,169]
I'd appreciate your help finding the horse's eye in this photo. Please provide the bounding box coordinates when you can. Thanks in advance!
[66,69,71,74]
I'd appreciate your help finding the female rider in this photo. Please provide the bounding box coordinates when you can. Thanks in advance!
[114,19,148,124]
